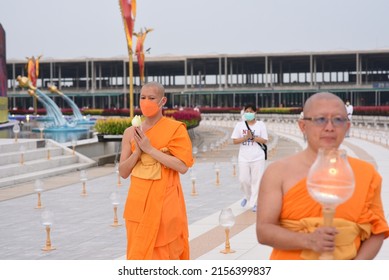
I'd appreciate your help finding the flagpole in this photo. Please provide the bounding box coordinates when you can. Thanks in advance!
[129,49,134,118]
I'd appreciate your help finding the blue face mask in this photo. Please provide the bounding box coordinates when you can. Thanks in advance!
[244,112,255,121]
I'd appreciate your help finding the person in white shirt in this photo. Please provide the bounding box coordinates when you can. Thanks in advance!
[345,101,353,137]
[231,104,268,212]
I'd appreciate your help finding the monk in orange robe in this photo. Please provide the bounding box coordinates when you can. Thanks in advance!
[119,81,194,260]
[256,92,389,260]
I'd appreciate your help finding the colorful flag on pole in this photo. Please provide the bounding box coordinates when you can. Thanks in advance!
[119,0,137,52]
[135,28,153,84]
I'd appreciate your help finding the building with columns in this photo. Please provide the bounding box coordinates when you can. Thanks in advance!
[6,49,389,110]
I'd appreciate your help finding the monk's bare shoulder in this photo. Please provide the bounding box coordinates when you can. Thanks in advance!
[122,126,135,141]
[266,152,300,175]
[265,152,308,194]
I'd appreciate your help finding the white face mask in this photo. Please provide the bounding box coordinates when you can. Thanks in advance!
[244,112,255,121]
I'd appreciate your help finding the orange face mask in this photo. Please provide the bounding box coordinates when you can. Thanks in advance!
[140,98,163,117]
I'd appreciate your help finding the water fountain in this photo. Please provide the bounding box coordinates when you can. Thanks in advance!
[48,84,95,125]
[16,76,90,142]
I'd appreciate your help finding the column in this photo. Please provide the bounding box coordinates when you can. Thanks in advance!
[224,56,228,88]
[265,56,269,87]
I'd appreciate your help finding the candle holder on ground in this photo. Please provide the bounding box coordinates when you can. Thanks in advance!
[115,162,122,187]
[190,169,197,196]
[307,148,355,260]
[13,123,20,143]
[71,139,77,156]
[41,210,56,251]
[201,145,207,160]
[219,208,236,254]
[34,179,44,209]
[215,141,221,150]
[19,145,26,165]
[46,140,51,160]
[110,192,122,227]
[80,170,88,196]
[231,156,238,177]
[38,122,45,139]
[214,162,220,186]
[192,146,198,160]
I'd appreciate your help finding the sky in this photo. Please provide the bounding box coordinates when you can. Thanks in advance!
[1,0,389,60]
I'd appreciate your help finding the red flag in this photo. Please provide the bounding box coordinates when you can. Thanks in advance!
[119,0,137,51]
[134,28,153,84]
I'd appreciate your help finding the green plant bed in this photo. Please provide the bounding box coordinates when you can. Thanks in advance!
[94,109,202,138]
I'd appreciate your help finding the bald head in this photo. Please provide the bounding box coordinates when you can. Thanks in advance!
[303,92,347,116]
[141,81,165,98]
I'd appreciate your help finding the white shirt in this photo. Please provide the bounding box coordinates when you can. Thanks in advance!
[231,120,268,162]
[346,104,353,120]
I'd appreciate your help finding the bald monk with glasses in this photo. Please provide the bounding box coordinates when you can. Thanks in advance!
[256,92,389,260]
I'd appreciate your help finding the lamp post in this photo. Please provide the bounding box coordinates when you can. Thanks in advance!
[80,170,88,196]
[41,210,55,251]
[34,179,44,209]
[219,208,235,254]
[110,192,122,227]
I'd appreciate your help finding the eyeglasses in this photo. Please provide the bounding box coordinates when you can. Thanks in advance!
[303,116,349,127]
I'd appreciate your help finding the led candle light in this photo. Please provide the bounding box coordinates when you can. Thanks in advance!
[41,210,55,251]
[115,162,122,187]
[231,156,238,177]
[190,169,197,196]
[19,145,26,165]
[71,139,77,156]
[110,192,122,227]
[13,123,20,143]
[307,148,355,260]
[38,122,45,139]
[214,162,221,186]
[219,208,236,254]
[34,179,44,209]
[80,170,88,196]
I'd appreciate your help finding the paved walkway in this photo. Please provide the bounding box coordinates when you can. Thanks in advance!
[0,122,389,260]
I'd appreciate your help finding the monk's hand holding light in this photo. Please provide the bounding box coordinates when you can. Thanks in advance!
[308,226,338,253]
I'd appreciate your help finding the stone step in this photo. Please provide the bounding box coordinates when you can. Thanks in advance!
[0,138,97,189]
[0,147,64,166]
[0,139,45,154]
[0,155,80,177]
[0,162,95,188]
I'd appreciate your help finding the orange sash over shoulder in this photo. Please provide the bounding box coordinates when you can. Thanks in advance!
[271,157,389,260]
[124,117,194,260]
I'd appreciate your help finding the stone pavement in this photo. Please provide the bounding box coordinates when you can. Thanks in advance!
[0,122,389,260]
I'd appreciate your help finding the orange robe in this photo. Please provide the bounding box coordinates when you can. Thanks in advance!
[271,157,389,260]
[124,117,194,260]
